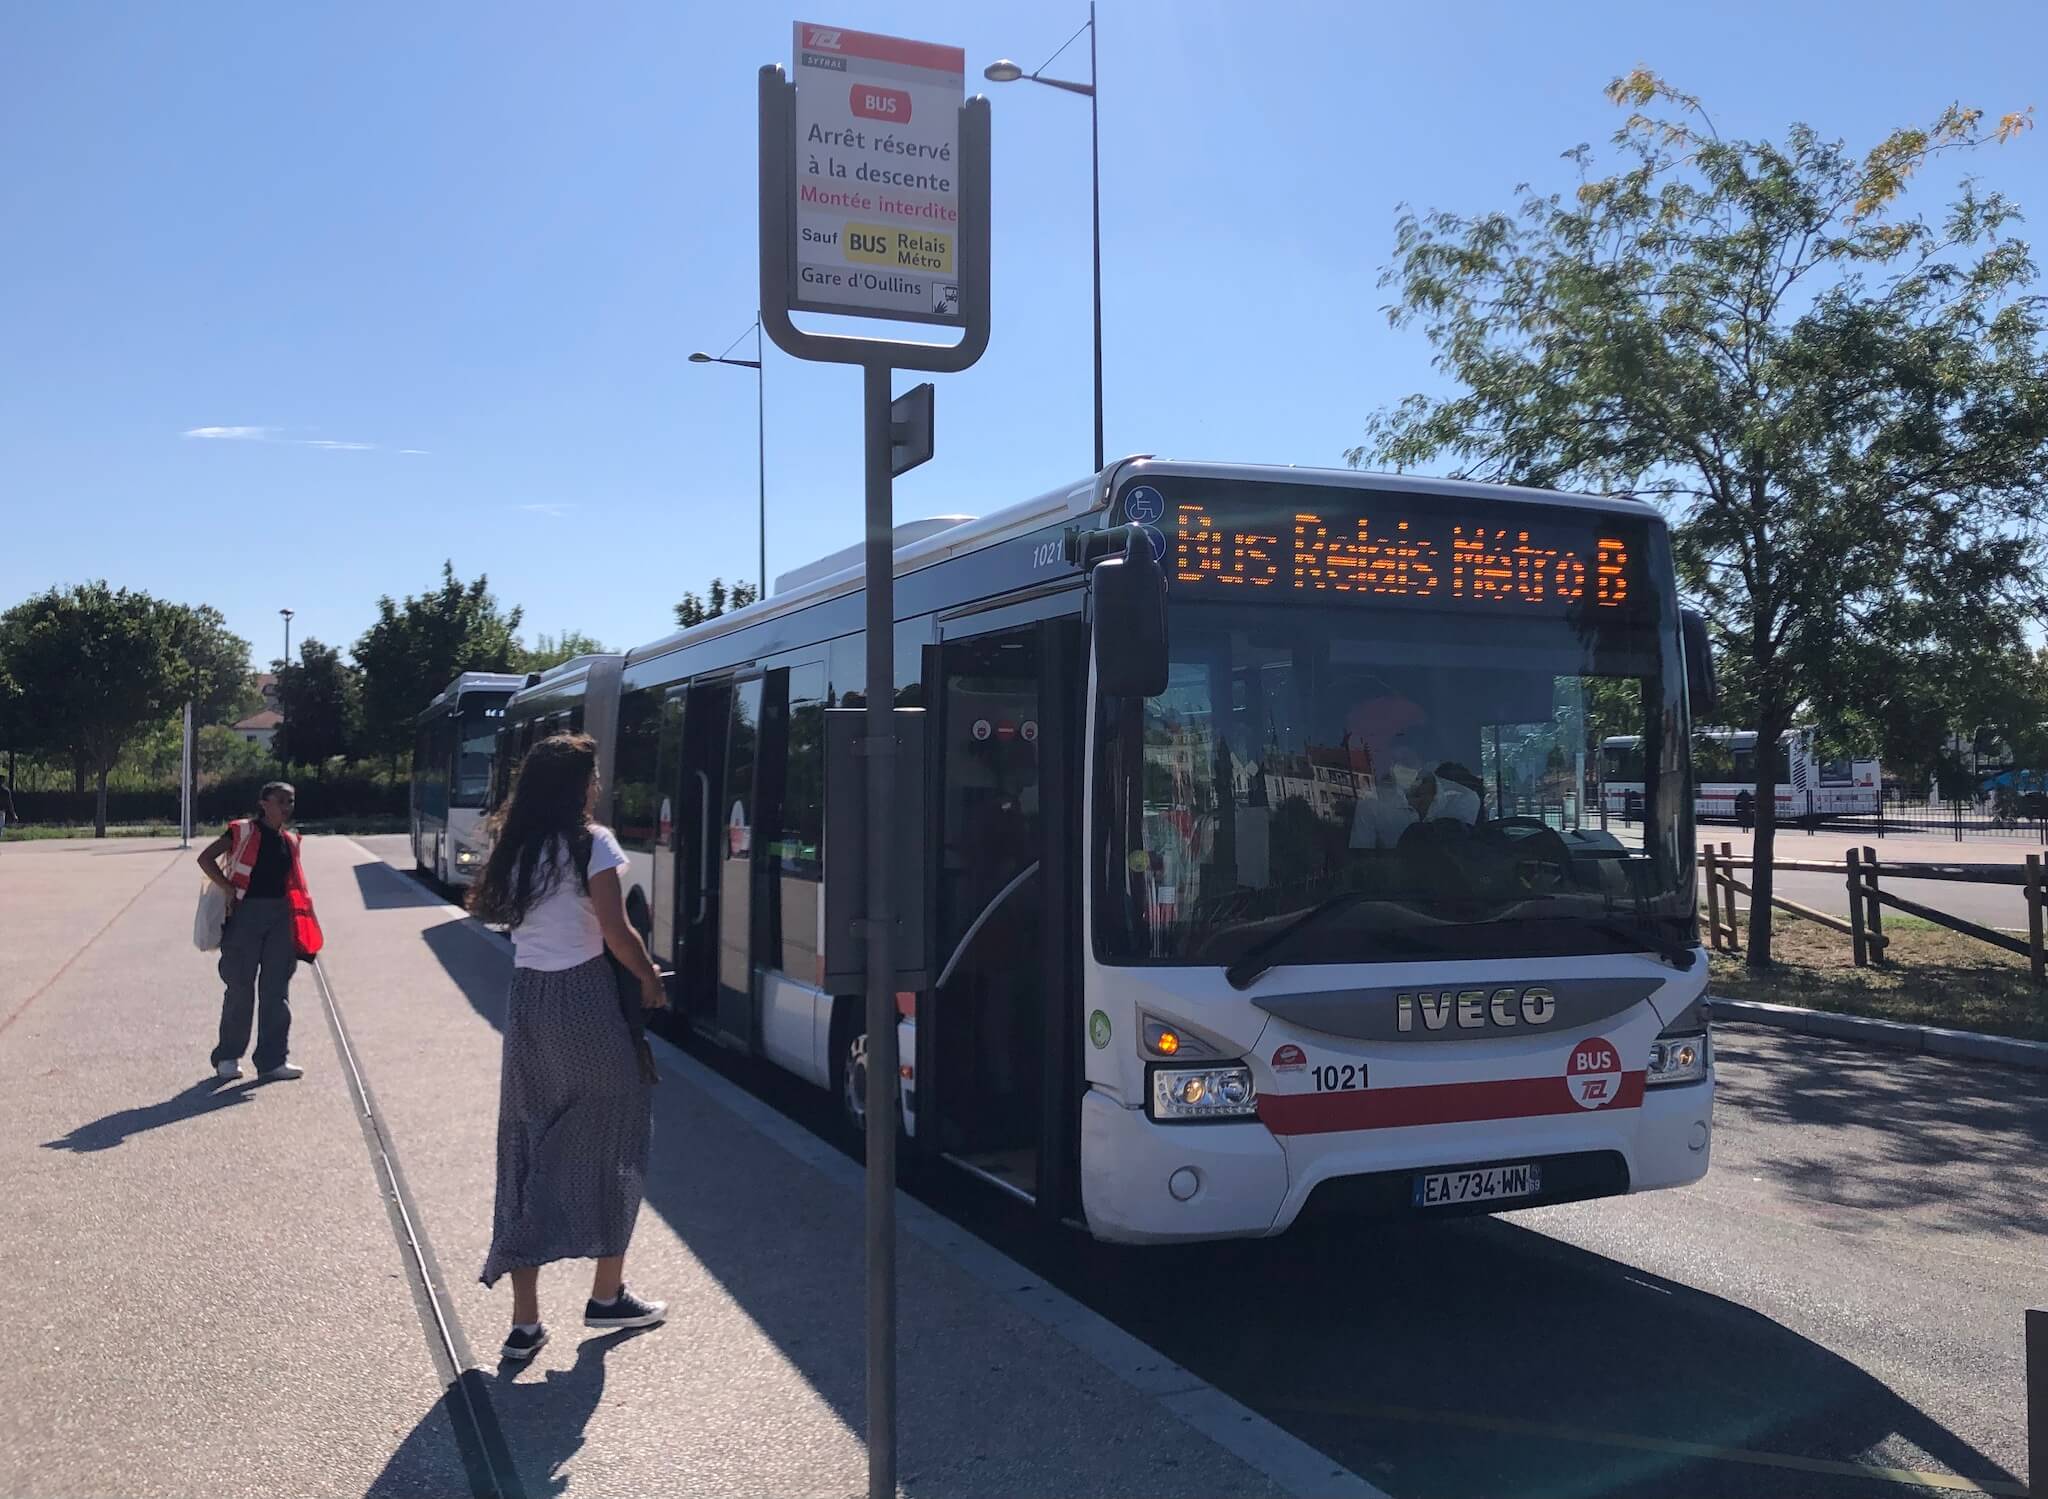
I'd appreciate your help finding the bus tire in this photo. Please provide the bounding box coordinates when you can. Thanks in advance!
[829,997,910,1165]
[829,999,868,1151]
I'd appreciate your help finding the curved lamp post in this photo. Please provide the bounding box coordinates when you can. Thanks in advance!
[689,315,767,598]
[985,3,1103,471]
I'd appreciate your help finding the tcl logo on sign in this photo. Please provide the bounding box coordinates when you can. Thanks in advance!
[851,85,911,121]
[805,27,843,48]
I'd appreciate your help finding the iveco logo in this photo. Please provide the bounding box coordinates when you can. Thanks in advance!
[1396,986,1558,1033]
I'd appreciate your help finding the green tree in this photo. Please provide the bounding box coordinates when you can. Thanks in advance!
[516,629,609,673]
[352,562,524,766]
[0,583,251,835]
[198,724,276,784]
[274,637,360,769]
[1356,75,2048,966]
[673,578,759,629]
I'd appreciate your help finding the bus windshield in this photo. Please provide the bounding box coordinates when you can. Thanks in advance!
[453,699,506,808]
[1093,483,1691,967]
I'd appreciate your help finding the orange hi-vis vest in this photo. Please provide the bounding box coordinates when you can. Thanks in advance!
[227,818,324,958]
[227,818,305,899]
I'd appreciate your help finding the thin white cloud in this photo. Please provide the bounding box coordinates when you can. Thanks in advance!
[400,448,430,456]
[518,503,571,517]
[180,426,382,451]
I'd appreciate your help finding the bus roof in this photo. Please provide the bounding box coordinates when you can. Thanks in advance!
[419,671,530,720]
[620,458,1660,670]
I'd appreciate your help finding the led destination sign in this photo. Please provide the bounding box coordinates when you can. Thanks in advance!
[1153,490,1642,611]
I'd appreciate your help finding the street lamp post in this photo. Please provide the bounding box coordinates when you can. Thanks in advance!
[690,317,767,599]
[985,2,1103,471]
[278,608,293,768]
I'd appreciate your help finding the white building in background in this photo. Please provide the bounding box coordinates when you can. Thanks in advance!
[235,675,281,748]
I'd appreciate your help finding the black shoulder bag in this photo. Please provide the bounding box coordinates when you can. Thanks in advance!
[572,833,661,1087]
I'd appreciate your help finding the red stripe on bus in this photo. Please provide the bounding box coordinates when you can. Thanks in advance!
[1257,1071,1646,1136]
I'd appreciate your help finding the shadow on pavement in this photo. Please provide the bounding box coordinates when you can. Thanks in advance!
[1717,1028,2048,1239]
[1024,1208,2027,1498]
[353,862,453,912]
[411,901,2023,1497]
[41,1077,256,1153]
[366,1331,636,1499]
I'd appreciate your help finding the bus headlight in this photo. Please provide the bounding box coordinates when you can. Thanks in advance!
[1646,1033,1709,1087]
[454,843,482,867]
[1149,1064,1258,1121]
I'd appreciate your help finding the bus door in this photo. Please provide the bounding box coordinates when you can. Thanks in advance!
[674,678,739,1038]
[649,685,687,972]
[925,615,1085,1217]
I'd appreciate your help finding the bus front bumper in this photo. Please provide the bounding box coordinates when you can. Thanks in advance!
[1077,1075,1712,1245]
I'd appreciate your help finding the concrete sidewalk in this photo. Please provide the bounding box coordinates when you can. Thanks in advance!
[3,833,1355,1498]
[1,838,469,1498]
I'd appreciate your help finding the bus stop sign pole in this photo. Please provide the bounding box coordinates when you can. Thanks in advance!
[757,53,991,1499]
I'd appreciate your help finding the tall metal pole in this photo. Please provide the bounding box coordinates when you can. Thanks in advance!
[179,699,193,848]
[757,316,768,598]
[860,360,900,1499]
[1088,0,1103,472]
[278,609,293,767]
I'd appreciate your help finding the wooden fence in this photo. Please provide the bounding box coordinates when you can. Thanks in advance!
[1700,842,2048,988]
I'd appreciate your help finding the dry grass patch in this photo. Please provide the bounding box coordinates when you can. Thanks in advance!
[1707,909,2048,1043]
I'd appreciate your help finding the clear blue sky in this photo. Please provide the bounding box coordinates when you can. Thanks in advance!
[4,1,2042,673]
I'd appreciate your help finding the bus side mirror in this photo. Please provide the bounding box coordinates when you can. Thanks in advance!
[1681,609,1719,721]
[1093,527,1168,698]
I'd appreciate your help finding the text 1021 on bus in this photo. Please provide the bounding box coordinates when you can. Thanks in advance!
[449,461,1716,1244]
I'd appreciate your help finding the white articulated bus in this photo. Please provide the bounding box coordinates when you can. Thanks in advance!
[1601,727,1880,825]
[411,672,528,886]
[478,461,1716,1242]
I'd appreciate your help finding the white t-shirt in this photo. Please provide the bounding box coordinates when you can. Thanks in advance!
[510,825,628,971]
[1349,771,1482,849]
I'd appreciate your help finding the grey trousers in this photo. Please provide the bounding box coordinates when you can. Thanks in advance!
[213,897,296,1071]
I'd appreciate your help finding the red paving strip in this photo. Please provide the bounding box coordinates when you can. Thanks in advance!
[0,850,185,1041]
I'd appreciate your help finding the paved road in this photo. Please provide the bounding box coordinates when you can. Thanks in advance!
[1764,868,2029,933]
[1696,827,2038,932]
[358,836,2045,1498]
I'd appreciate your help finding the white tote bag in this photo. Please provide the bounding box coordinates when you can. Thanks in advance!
[194,880,229,952]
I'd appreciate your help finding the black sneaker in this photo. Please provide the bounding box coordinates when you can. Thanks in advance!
[583,1287,667,1330]
[500,1324,549,1362]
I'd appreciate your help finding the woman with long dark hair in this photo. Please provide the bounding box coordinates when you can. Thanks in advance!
[467,732,668,1362]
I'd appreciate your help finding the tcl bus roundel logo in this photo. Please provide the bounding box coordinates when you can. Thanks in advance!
[1566,1039,1623,1110]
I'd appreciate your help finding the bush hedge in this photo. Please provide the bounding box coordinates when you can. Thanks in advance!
[13,775,407,828]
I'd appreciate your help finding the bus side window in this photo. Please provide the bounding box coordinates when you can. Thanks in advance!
[611,688,662,849]
[775,664,827,977]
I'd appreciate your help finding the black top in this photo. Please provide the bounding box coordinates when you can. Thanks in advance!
[244,820,291,899]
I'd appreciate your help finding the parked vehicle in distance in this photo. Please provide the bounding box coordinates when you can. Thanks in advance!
[411,672,527,886]
[1603,727,1879,827]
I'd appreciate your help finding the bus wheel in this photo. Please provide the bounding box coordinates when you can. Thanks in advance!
[837,1026,870,1145]
[830,1004,910,1166]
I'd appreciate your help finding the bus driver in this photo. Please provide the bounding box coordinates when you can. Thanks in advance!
[1346,694,1482,850]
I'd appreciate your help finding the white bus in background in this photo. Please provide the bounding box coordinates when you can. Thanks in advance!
[453,461,1719,1244]
[1601,727,1880,826]
[411,671,527,886]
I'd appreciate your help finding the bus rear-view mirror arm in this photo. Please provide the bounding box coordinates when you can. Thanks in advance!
[1681,609,1719,722]
[1090,524,1169,699]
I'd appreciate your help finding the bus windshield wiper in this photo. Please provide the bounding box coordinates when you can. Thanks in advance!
[1224,891,1374,991]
